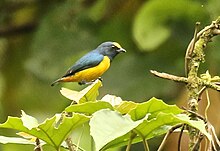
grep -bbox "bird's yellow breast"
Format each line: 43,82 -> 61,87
63,56 -> 110,82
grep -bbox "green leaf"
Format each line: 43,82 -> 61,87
102,113 -> 210,150
128,97 -> 183,120
101,94 -> 123,106
0,136 -> 36,145
133,0 -> 208,51
89,109 -> 149,151
65,101 -> 114,114
0,112 -> 89,149
21,110 -> 39,130
60,80 -> 102,103
101,113 -> 175,150
115,101 -> 137,114
100,94 -> 138,114
175,114 -> 211,140
135,113 -> 211,140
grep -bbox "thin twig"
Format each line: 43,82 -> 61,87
185,22 -> 200,75
198,86 -> 206,102
210,124 -> 220,149
191,133 -> 204,151
200,80 -> 220,92
178,124 -> 185,151
205,90 -> 211,120
181,107 -> 206,122
185,19 -> 219,63
157,124 -> 183,151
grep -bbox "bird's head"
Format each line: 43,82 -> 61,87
97,42 -> 126,61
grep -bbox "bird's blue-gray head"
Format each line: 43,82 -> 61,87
97,41 -> 126,61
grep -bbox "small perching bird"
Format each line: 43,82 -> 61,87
51,41 -> 126,86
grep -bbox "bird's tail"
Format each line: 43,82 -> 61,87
51,79 -> 61,86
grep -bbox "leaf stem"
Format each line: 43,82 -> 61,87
133,129 -> 150,151
126,131 -> 137,151
142,139 -> 149,151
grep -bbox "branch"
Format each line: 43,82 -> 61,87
185,17 -> 220,149
151,16 -> 220,150
150,70 -> 188,84
185,22 -> 200,75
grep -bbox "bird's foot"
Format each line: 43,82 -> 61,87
78,81 -> 93,85
78,78 -> 103,85
98,77 -> 103,82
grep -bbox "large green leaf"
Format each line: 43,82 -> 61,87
128,97 -> 183,120
89,109 -> 149,151
102,113 -> 210,150
60,80 -> 102,103
0,111 -> 89,150
65,101 -> 113,115
133,0 -> 208,51
135,113 -> 210,140
89,98 -> 209,151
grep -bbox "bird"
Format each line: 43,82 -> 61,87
51,41 -> 126,86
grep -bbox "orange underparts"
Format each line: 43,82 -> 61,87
62,56 -> 110,82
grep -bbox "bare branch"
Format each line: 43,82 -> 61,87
150,70 -> 188,83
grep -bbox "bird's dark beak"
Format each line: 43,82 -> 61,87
117,48 -> 126,53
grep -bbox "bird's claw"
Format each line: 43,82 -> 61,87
78,78 -> 103,85
98,77 -> 103,81
78,81 -> 93,85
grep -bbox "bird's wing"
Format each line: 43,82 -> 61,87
62,51 -> 104,77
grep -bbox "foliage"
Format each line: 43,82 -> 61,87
0,80 -> 210,151
133,0 -> 208,51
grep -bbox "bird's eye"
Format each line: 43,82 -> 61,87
111,45 -> 118,49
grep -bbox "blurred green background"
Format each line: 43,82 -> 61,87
1,0 -> 220,150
